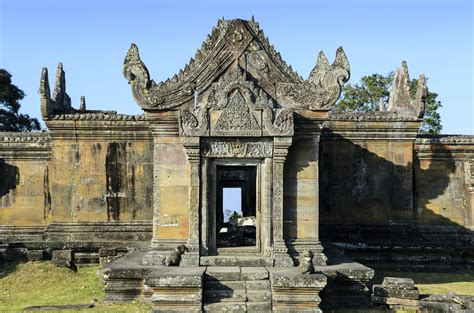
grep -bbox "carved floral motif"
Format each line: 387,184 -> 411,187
202,139 -> 273,158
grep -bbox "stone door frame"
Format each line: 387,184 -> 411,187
204,158 -> 263,256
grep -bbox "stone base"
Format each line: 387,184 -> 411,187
148,267 -> 205,312
103,249 -> 378,312
274,253 -> 294,267
317,246 -> 375,310
268,267 -> 327,312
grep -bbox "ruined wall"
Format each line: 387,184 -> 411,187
319,117 -> 421,224
319,114 -> 474,269
0,132 -> 51,226
319,118 -> 474,228
46,115 -> 153,223
0,114 -> 154,246
414,136 -> 474,226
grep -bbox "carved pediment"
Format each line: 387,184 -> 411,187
124,18 -> 350,112
178,66 -> 294,137
213,89 -> 260,136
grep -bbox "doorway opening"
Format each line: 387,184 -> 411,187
216,166 -> 257,249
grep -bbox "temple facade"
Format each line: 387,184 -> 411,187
1,18 -> 473,311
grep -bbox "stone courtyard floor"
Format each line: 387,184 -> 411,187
0,261 -> 473,312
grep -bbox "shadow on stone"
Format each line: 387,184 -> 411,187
0,159 -> 19,197
319,130 -> 474,271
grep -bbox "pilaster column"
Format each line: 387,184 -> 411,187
273,137 -> 293,267
263,157 -> 273,257
182,136 -> 200,266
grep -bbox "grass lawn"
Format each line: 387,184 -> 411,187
0,261 -> 151,312
371,270 -> 474,295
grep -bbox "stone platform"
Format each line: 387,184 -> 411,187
103,251 -> 373,312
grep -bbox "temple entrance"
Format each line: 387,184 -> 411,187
209,163 -> 260,254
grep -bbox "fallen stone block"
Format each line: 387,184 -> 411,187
26,250 -> 44,261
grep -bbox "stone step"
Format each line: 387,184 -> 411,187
203,302 -> 247,313
203,302 -> 271,313
204,280 -> 272,303
201,256 -> 273,267
205,267 -> 241,281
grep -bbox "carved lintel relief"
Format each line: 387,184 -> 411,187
202,138 -> 273,158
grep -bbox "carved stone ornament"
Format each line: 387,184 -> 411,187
39,63 -> 74,119
179,108 -> 209,137
202,138 -> 273,158
387,61 -> 427,118
178,65 -> 294,137
123,18 -> 350,112
276,47 -> 350,110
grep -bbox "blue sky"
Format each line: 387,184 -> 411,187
1,0 -> 473,134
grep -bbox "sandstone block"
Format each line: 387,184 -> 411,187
99,247 -> 117,257
26,250 -> 44,261
241,267 -> 268,281
52,249 -> 73,266
205,266 -> 241,281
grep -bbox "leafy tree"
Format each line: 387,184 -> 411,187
335,72 -> 442,134
0,69 -> 40,132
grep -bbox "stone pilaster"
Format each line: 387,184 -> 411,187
182,136 -> 200,266
263,157 -> 273,257
200,157 -> 210,256
273,137 -> 293,267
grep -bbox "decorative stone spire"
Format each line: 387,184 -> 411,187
38,63 -> 74,119
80,96 -> 86,111
388,61 -> 427,118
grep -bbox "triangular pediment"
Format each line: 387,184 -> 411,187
124,18 -> 350,112
213,89 -> 260,136
178,65 -> 294,137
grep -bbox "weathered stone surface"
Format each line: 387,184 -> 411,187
371,295 -> 419,306
269,268 -> 327,288
99,248 -> 117,257
146,267 -> 205,287
246,302 -> 272,312
240,267 -> 268,281
373,285 -> 419,300
52,249 -> 72,263
26,249 -> 44,261
381,277 -> 415,290
269,268 -> 326,312
203,302 -> 247,312
205,267 -> 241,281
420,293 -> 474,312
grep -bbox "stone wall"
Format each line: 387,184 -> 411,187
1,111 -> 473,268
0,114 -> 154,250
0,132 -> 51,226
319,114 -> 474,269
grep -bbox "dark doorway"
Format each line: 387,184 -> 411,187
216,166 -> 257,248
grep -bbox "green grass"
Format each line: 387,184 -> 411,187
0,261 -> 151,312
371,270 -> 474,295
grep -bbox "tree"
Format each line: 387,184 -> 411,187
335,72 -> 442,134
0,69 -> 41,132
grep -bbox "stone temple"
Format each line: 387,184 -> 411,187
1,18 -> 473,312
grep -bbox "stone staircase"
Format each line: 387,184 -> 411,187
203,267 -> 272,312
